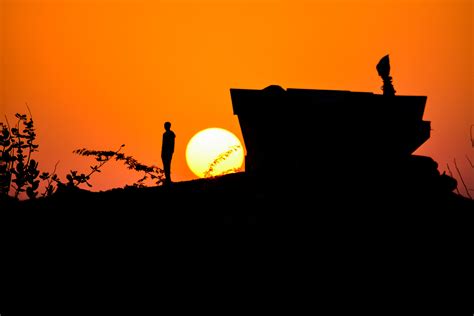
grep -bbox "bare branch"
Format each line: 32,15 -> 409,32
4,115 -> 11,130
467,155 -> 474,168
72,144 -> 165,187
470,124 -> 474,147
71,144 -> 125,187
42,160 -> 60,197
26,102 -> 33,121
453,158 -> 472,199
446,163 -> 460,195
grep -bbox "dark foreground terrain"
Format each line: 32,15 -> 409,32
1,161 -> 472,315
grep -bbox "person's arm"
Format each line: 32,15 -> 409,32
171,135 -> 175,153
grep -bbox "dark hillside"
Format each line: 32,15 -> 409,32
2,160 -> 472,240
2,77 -> 473,313
1,168 -> 472,315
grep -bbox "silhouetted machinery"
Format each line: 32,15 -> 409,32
230,56 -> 431,185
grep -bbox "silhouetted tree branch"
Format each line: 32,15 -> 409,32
73,145 -> 165,187
70,145 -> 125,188
39,161 -> 60,197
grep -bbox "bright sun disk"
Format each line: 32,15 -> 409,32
186,128 -> 244,178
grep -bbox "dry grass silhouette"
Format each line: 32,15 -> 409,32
446,124 -> 473,199
203,145 -> 242,178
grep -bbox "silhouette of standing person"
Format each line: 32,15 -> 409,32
161,121 -> 175,185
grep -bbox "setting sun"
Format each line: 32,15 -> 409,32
186,128 -> 244,178
1,0 -> 472,192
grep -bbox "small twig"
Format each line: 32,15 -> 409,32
470,124 -> 474,147
42,161 -> 60,197
24,106 -> 35,170
80,144 -> 124,186
3,115 -> 13,170
453,158 -> 472,199
467,155 -> 474,168
2,116 -> 13,195
13,116 -> 25,199
446,163 -> 460,195
26,103 -> 33,119
4,115 -> 11,131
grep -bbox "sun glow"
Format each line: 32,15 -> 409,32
186,128 -> 244,178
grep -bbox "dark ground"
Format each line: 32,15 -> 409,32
1,165 -> 472,315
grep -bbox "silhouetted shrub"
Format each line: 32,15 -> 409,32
1,111 -> 44,199
1,111 -> 165,202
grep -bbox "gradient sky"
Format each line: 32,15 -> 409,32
1,0 -> 472,196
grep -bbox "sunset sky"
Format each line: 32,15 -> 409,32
1,0 -> 472,195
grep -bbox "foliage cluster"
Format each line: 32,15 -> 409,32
1,111 -> 164,202
1,111 -> 45,200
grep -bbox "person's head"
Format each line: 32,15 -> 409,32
164,121 -> 171,131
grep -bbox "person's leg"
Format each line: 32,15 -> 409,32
162,157 -> 171,184
168,158 -> 172,183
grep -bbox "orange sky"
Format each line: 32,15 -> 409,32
1,0 -> 473,196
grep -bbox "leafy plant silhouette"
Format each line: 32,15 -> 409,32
203,145 -> 242,178
1,110 -> 165,202
1,109 -> 45,200
72,145 -> 165,188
